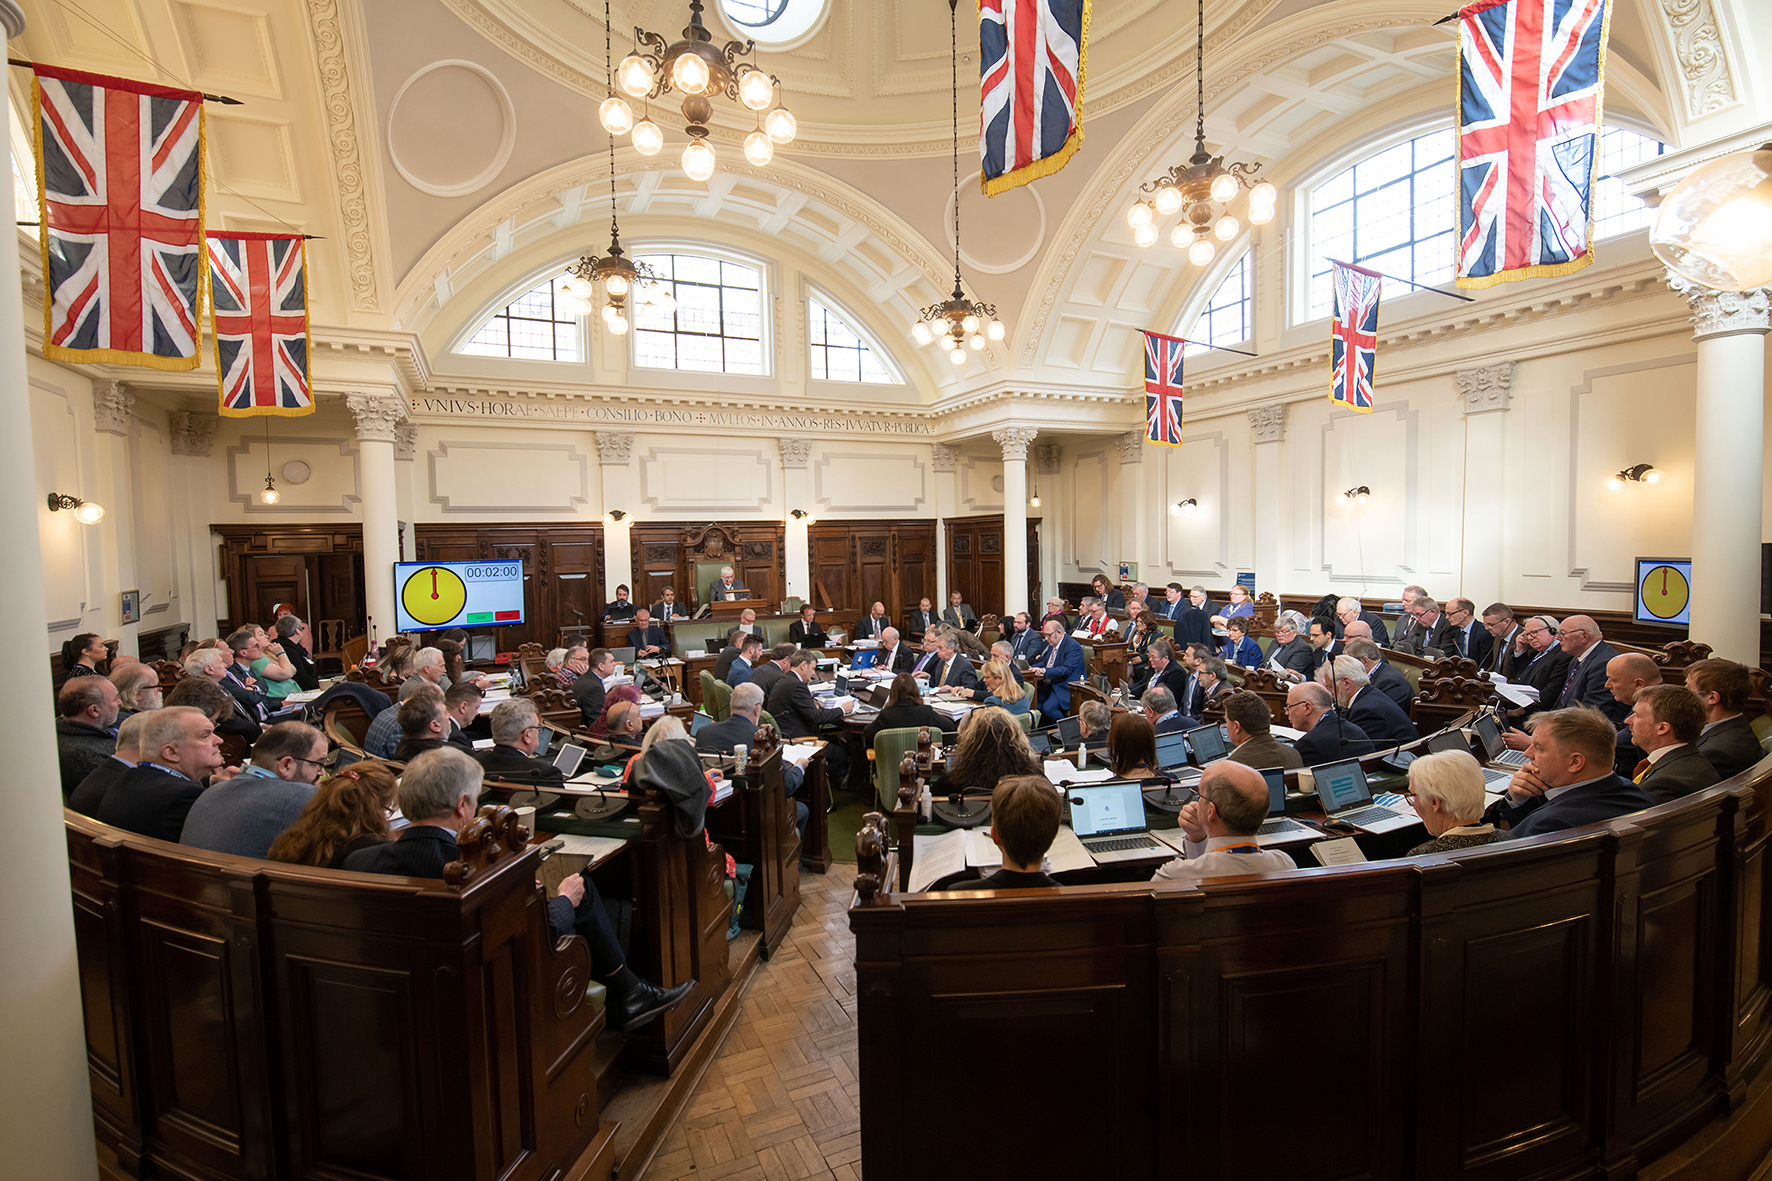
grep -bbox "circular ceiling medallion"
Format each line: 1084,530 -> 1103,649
281,459 -> 311,485
387,60 -> 516,198
945,170 -> 1046,274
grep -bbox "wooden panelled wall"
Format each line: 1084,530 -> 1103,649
807,520 -> 936,617
630,521 -> 787,611
414,523 -> 604,650
214,524 -> 364,637
946,514 -> 1040,620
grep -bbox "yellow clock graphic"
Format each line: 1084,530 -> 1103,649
402,565 -> 469,627
1639,563 -> 1690,621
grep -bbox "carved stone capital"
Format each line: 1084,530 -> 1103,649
931,443 -> 958,473
1034,444 -> 1061,475
1248,403 -> 1287,444
1116,431 -> 1143,464
1455,363 -> 1515,415
92,381 -> 134,435
345,393 -> 405,443
394,421 -> 418,461
1667,273 -> 1772,340
993,426 -> 1038,462
595,431 -> 634,466
169,411 -> 218,457
779,437 -> 812,469
1658,0 -> 1737,118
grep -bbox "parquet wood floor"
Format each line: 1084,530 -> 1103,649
641,864 -> 861,1181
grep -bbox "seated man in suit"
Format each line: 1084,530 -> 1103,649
766,649 -> 856,786
1329,655 -> 1419,746
572,648 -> 615,728
697,682 -> 807,839
363,678 -> 443,759
1685,659 -> 1763,780
1153,760 -> 1298,882
1501,616 -> 1575,734
443,681 -> 482,751
1628,685 -> 1721,804
906,597 -> 939,637
1344,639 -> 1413,713
1078,596 -> 1119,639
788,603 -> 828,647
942,590 -> 979,633
711,629 -> 746,682
56,675 -> 119,800
70,710 -> 148,818
1223,690 -> 1303,771
1604,652 -> 1663,776
1307,618 -> 1343,672
96,706 -> 224,841
872,628 -> 915,677
708,565 -> 748,602
1186,585 -> 1219,622
929,633 -> 981,692
1145,640 -> 1189,709
1197,658 -> 1233,712
908,630 -> 944,682
736,608 -> 765,639
596,701 -> 646,757
1481,603 -> 1526,677
749,642 -> 799,700
947,775 -> 1063,891
1389,584 -> 1428,649
1546,615 -> 1627,723
473,698 -> 566,785
1494,707 -> 1653,838
603,584 -> 637,624
1335,596 -> 1390,648
853,601 -> 890,641
392,692 -> 452,762
1218,618 -> 1261,670
1285,682 -> 1376,765
725,633 -> 766,687
345,747 -> 692,1032
1149,582 -> 1180,620
1444,598 -> 1491,665
1026,619 -> 1087,718
1006,612 -> 1043,664
1140,686 -> 1196,737
188,644 -> 268,735
1269,611 -> 1316,682
651,585 -> 689,625
627,608 -> 672,659
1394,597 -> 1455,657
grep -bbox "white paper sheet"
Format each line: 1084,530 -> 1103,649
907,829 -> 968,892
549,834 -> 629,861
1043,760 -> 1114,784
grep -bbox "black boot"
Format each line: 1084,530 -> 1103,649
609,975 -> 696,1033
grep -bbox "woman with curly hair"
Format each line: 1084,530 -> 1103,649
945,706 -> 1041,794
267,760 -> 402,869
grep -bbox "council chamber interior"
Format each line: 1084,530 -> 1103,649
8,0 -> 1772,1179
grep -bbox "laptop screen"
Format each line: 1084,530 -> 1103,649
1027,731 -> 1052,755
610,646 -> 637,664
1066,782 -> 1148,838
552,743 -> 586,778
1155,731 -> 1190,770
1055,714 -> 1084,746
1472,713 -> 1505,760
1428,729 -> 1469,755
533,727 -> 553,758
1263,768 -> 1287,815
1186,724 -> 1229,765
850,650 -> 878,670
1313,758 -> 1372,814
689,711 -> 713,736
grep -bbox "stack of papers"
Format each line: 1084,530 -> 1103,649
780,743 -> 821,767
638,701 -> 665,718
966,826 -> 1094,874
1271,724 -> 1306,741
601,674 -> 634,689
550,834 -> 628,860
930,701 -> 975,720
283,688 -> 324,704
1487,673 -> 1539,707
482,688 -> 513,703
1042,760 -> 1114,784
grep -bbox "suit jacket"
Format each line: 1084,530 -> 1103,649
1312,642 -> 1344,671
1498,774 -> 1653,838
1101,588 -> 1127,611
627,624 -> 672,656
1031,636 -> 1088,715
1220,635 -> 1262,669
906,608 -> 939,636
1369,661 -> 1414,712
69,755 -> 133,817
57,718 -> 116,799
393,736 -> 449,762
1515,645 -> 1574,715
872,645 -> 915,676
942,604 -> 978,631
713,645 -> 743,682
1294,712 -> 1376,765
932,655 -> 981,692
1348,687 -> 1420,745
1451,620 -> 1493,666
1171,607 -> 1213,648
96,764 -> 206,842
573,674 -> 606,728
696,713 -> 763,754
1391,614 -> 1421,650
1151,711 -> 1197,736
651,599 -> 690,624
1488,626 -> 1525,676
1150,663 -> 1190,711
221,665 -> 271,724
341,823 -> 463,878
1271,637 -> 1315,679
1176,670 -> 1206,718
474,743 -> 565,785
1153,598 -> 1184,621
282,637 -> 321,692
446,719 -> 475,752
725,657 -> 756,687
853,614 -> 889,640
766,674 -> 844,739
1397,615 -> 1454,657
1554,642 -> 1628,722
1008,628 -> 1043,663
1357,610 -> 1391,648
1229,734 -> 1303,772
1637,744 -> 1722,804
1699,716 -> 1763,780
789,619 -> 829,646
749,660 -> 787,701
709,578 -> 748,602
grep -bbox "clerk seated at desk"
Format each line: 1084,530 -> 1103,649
652,585 -> 689,625
709,566 -> 748,602
942,775 -> 1062,891
854,602 -> 890,640
941,591 -> 978,633
1153,761 -> 1298,881
603,584 -> 637,624
789,604 -> 828,647
472,698 -> 565,786
627,608 -> 672,659
924,633 -> 981,692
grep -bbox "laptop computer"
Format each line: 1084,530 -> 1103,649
849,650 -> 878,670
552,743 -> 587,778
1428,730 -> 1471,755
688,711 -> 714,737
1253,768 -> 1313,844
1066,781 -> 1167,864
1311,758 -> 1420,833
1475,712 -> 1528,768
1054,714 -> 1084,747
1184,724 -> 1230,767
1154,731 -> 1191,771
1027,731 -> 1052,755
609,646 -> 637,664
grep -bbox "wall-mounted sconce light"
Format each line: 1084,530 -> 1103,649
1604,463 -> 1664,494
606,508 -> 628,522
1337,486 -> 1371,505
1169,498 -> 1199,515
790,508 -> 812,521
47,493 -> 104,524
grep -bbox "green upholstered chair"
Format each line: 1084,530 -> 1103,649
699,671 -> 732,721
870,726 -> 925,811
1013,710 -> 1034,733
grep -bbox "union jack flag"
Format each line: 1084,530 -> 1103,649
1143,330 -> 1184,447
31,66 -> 206,371
1330,262 -> 1382,413
979,0 -> 1089,196
209,233 -> 313,417
1456,0 -> 1612,288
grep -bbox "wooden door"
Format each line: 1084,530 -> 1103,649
804,520 -> 937,619
243,555 -> 308,626
946,516 -> 1039,620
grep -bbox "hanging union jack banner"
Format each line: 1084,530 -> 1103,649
32,65 -> 206,370
1330,262 -> 1382,413
979,0 -> 1090,196
1455,0 -> 1612,288
1142,329 -> 1184,447
209,233 -> 313,417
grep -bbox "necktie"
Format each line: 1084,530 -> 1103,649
940,660 -> 951,687
1455,627 -> 1467,656
1559,657 -> 1583,706
1633,758 -> 1650,783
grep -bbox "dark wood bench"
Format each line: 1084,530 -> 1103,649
701,725 -> 801,958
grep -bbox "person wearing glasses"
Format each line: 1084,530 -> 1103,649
1441,598 -> 1491,665
1497,615 -> 1575,745
1403,751 -> 1498,856
179,721 -> 330,859
473,698 -> 566,785
1479,603 -> 1526,677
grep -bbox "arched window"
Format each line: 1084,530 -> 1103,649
1307,128 -> 1455,319
633,253 -> 765,375
461,275 -> 582,361
718,0 -> 825,43
1593,127 -> 1666,239
808,298 -> 897,383
1185,252 -> 1250,356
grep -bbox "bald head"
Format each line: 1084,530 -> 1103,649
1559,615 -> 1602,655
1342,620 -> 1373,642
1605,652 -> 1662,704
1199,761 -> 1270,836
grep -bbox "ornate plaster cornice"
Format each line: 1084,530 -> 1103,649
1248,403 -> 1287,443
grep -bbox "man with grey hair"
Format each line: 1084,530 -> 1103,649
1395,596 -> 1454,657
1139,685 -> 1194,736
344,747 -> 694,1033
1129,582 -> 1149,609
698,681 -> 809,838
710,564 -> 747,602
1286,681 -> 1376,765
1335,596 -> 1391,647
272,614 -> 321,690
1344,638 -> 1413,713
555,645 -> 589,687
475,697 -> 565,784
97,706 -> 224,841
410,646 -> 446,684
181,721 -> 327,858
874,628 -> 914,676
1270,611 -> 1315,681
1331,654 -> 1418,745
931,632 -> 981,691
1390,584 -> 1428,648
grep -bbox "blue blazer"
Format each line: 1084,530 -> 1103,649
1348,687 -> 1420,746
1498,773 -> 1653,838
983,692 -> 1031,716
1031,636 -> 1087,715
1220,635 -> 1262,669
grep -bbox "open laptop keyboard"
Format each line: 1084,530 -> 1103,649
1481,768 -> 1513,788
1337,805 -> 1410,828
1086,835 -> 1161,852
1492,749 -> 1528,767
1256,818 -> 1308,837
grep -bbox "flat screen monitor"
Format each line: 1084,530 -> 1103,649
1155,731 -> 1190,770
1634,557 -> 1692,627
394,561 -> 524,632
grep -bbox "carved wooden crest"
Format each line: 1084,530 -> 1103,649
443,805 -> 531,888
1653,640 -> 1714,671
683,522 -> 741,560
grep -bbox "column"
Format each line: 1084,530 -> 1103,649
394,422 -> 418,561
994,427 -> 1038,616
1669,278 -> 1770,663
1116,431 -> 1142,588
1033,444 -> 1060,605
1456,365 -> 1514,608
169,412 -> 220,637
932,443 -> 957,604
1249,405 -> 1287,598
347,394 -> 404,644
596,432 -> 635,596
90,380 -> 139,651
0,0 -> 102,1167
781,438 -> 812,602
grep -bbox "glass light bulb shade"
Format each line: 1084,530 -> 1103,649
599,95 -> 634,135
631,118 -> 664,155
1154,185 -> 1184,216
1029,495 -> 1041,508
912,322 -> 932,344
1188,237 -> 1216,266
1170,222 -> 1197,248
561,275 -> 588,298
1250,180 -> 1277,208
644,284 -> 676,313
681,138 -> 716,181
949,347 -> 966,365
1214,213 -> 1239,241
1127,199 -> 1154,229
1651,148 -> 1772,292
1248,203 -> 1274,226
601,303 -> 618,322
1169,502 -> 1182,516
671,52 -> 711,95
259,486 -> 280,505
1604,477 -> 1623,494
1355,491 -> 1370,503
1210,172 -> 1239,203
72,501 -> 104,524
969,334 -> 985,350
618,54 -> 654,97
738,70 -> 775,111
764,106 -> 796,144
961,313 -> 979,334
744,129 -> 774,165
987,318 -> 1005,340
608,312 -> 629,335
604,272 -> 630,297
1644,467 -> 1665,484
1133,223 -> 1159,248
